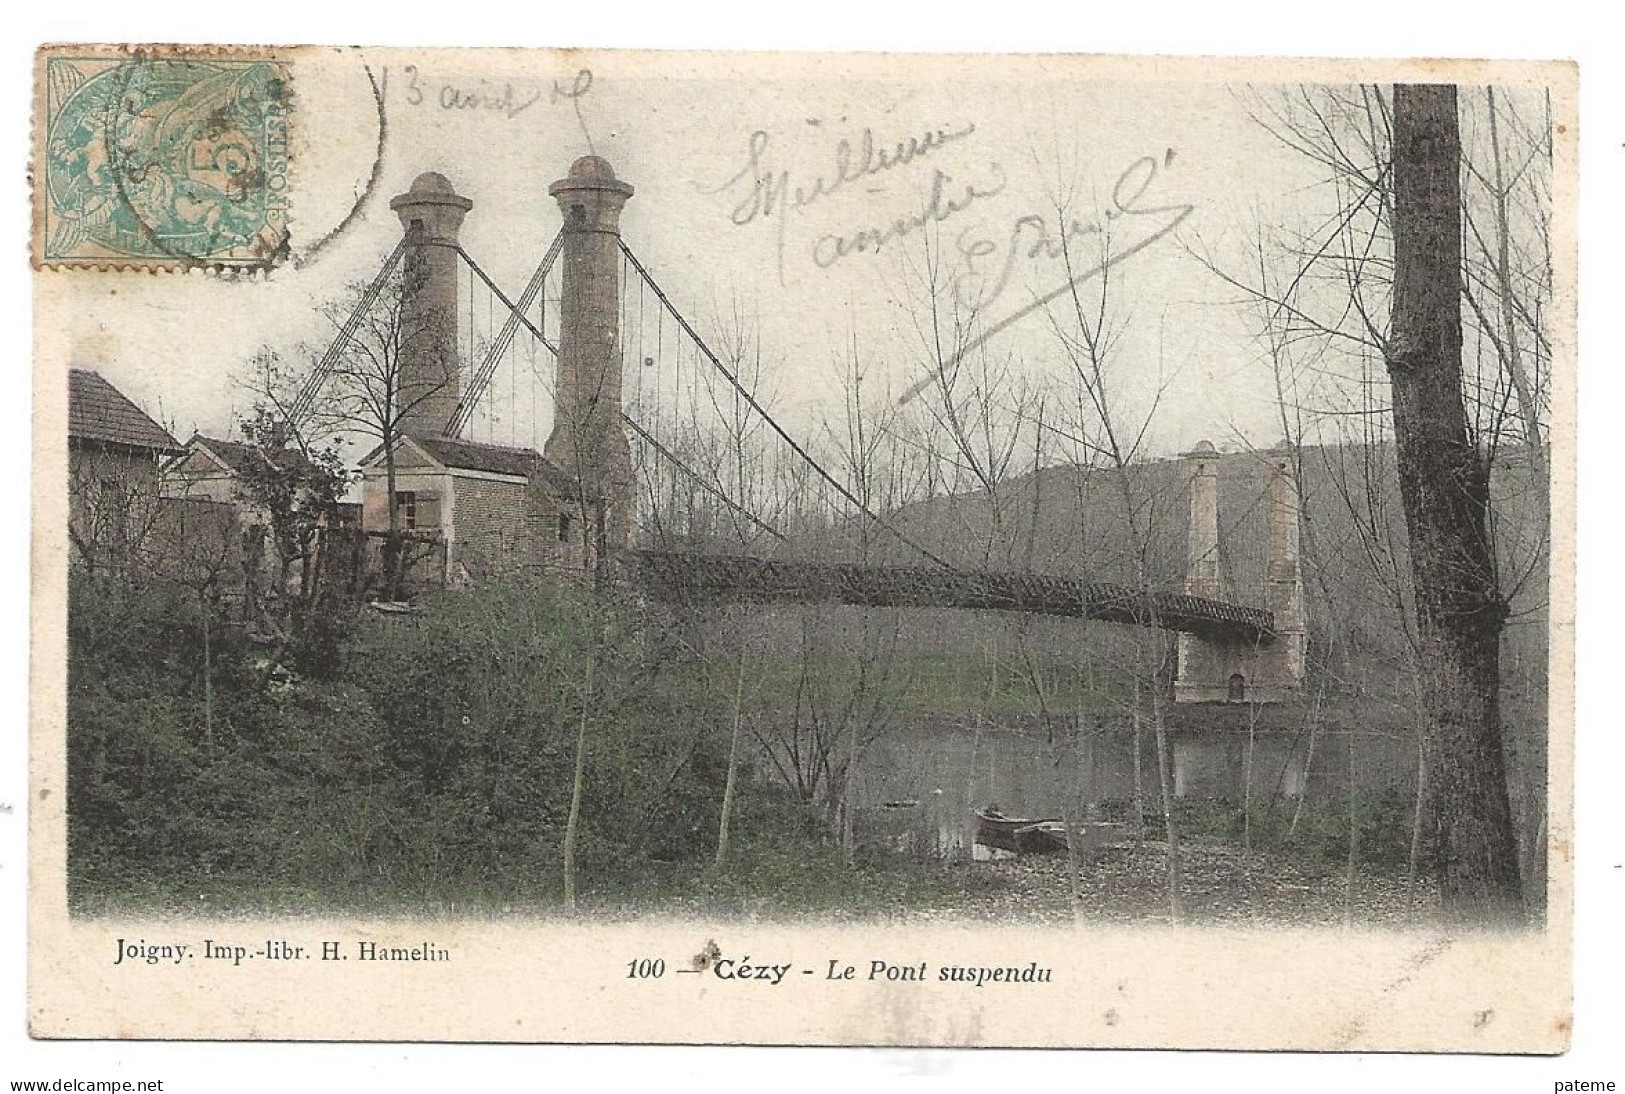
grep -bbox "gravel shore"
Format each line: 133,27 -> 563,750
916,839 -> 1442,927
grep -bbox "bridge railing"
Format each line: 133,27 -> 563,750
630,550 -> 1276,643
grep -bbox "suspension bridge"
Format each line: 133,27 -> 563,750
286,160 -> 1306,699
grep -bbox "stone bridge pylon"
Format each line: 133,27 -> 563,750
1173,441 -> 1307,705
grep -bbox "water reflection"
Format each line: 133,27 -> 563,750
849,721 -> 1313,860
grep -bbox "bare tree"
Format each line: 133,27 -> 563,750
149,495 -> 242,748
282,262 -> 457,599
68,442 -> 173,578
1388,84 -> 1523,921
902,235 -> 1043,570
1040,203 -> 1188,923
1190,82 -> 1551,920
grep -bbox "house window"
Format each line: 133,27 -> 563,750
393,491 -> 442,531
557,513 -> 573,542
1228,673 -> 1247,703
99,479 -> 131,558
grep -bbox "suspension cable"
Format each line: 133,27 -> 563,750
448,232 -> 565,436
623,413 -> 787,544
288,235 -> 410,426
455,245 -> 558,351
616,239 -> 950,569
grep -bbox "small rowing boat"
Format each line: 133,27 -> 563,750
972,808 -> 1067,854
972,808 -> 1128,856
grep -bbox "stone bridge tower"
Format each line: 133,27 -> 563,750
1173,442 -> 1308,704
390,172 -> 473,438
544,156 -> 636,561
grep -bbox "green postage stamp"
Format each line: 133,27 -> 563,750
34,46 -> 291,268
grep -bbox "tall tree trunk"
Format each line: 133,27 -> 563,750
200,590 -> 214,751
1057,785 -> 1086,925
383,438 -> 404,600
840,702 -> 859,861
1242,703 -> 1258,853
1387,83 -> 1523,922
715,636 -> 749,866
966,712 -> 984,857
1147,678 -> 1182,924
1345,720 -> 1359,926
1289,692 -> 1322,837
1408,733 -> 1428,885
1048,712 -> 1085,924
562,651 -> 596,912
1130,685 -> 1147,841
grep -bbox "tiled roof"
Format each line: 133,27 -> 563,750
413,435 -> 541,477
359,433 -> 584,497
68,369 -> 183,453
188,434 -> 321,477
411,435 -> 581,495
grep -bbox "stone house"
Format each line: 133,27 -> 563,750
356,433 -> 591,586
162,432 -> 376,609
67,368 -> 187,572
164,433 -> 361,524
165,433 -> 317,507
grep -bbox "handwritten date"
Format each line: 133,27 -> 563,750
387,66 -> 592,121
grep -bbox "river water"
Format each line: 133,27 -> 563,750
847,720 -> 1325,861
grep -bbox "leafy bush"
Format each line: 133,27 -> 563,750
342,582 -> 737,873
66,575 -> 810,911
1126,788 -> 1427,870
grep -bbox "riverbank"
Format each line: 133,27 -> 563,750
623,836 -> 1441,926
70,836 -> 1439,927
931,838 -> 1440,927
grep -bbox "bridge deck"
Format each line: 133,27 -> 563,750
632,551 -> 1276,643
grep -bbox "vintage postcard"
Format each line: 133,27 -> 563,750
29,46 -> 1576,1049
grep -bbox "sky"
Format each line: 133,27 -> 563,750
59,51 -> 1355,466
